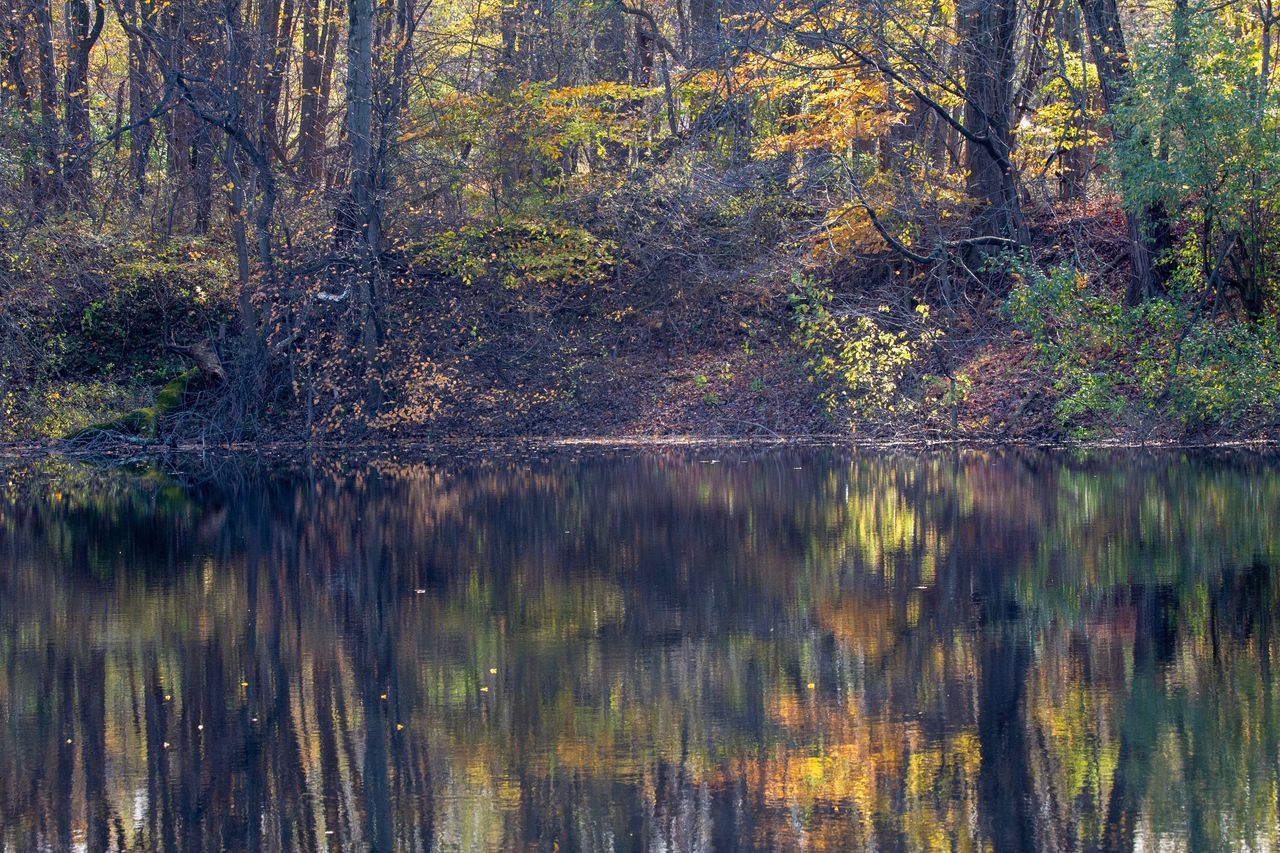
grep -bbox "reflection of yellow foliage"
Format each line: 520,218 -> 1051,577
901,730 -> 982,851
815,595 -> 895,657
11,456 -> 1280,849
723,710 -> 983,848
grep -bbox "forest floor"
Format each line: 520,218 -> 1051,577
367,318 -> 1053,443
278,272 -> 1041,443
261,201 -> 1273,447
7,199 -> 1279,451
9,269 -> 1279,452
370,339 -> 1262,447
17,299 -> 1273,457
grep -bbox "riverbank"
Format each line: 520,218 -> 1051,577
4,431 -> 1279,464
6,204 -> 1279,449
14,309 -> 1279,451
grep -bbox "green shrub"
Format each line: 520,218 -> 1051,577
1004,255 -> 1280,435
790,274 -> 940,423
5,223 -> 234,382
2,382 -> 151,442
412,218 -> 614,291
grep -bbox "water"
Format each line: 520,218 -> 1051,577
2,447 -> 1279,851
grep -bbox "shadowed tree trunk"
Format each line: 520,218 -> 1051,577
159,3 -> 217,235
1235,0 -> 1275,315
960,0 -> 1027,242
1,0 -> 42,198
1055,0 -> 1090,202
594,3 -> 630,167
297,0 -> 339,182
118,0 -> 156,204
342,0 -> 376,249
690,0 -> 720,64
63,0 -> 105,198
258,0 -> 295,153
342,0 -> 385,416
34,0 -> 63,207
1079,0 -> 1171,304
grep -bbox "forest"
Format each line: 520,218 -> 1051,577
1,0 -> 1279,443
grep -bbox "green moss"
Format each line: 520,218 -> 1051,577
64,368 -> 199,441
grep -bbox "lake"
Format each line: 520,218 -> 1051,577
2,447 -> 1278,851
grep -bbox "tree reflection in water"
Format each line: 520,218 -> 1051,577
1,449 -> 1278,851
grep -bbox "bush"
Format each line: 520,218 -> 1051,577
1004,256 -> 1280,436
0,221 -> 236,440
789,275 -> 939,424
3,223 -> 234,380
1,381 -> 152,443
411,217 -> 614,292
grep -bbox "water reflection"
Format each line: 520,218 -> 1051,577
1,449 -> 1278,851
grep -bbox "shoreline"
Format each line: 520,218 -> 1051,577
4,433 -> 1279,462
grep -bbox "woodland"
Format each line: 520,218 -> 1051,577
1,0 -> 1279,443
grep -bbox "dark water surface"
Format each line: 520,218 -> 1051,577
2,448 -> 1279,851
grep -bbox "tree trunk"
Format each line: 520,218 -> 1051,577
1079,0 -> 1171,303
1238,2 -> 1274,315
343,0 -> 383,415
120,0 -> 155,204
1055,0 -> 1089,202
64,0 -> 106,198
296,0 -> 327,180
1,1 -> 41,199
343,0 -> 376,248
34,0 -> 63,207
259,0 -> 294,154
594,4 -> 630,168
309,0 -> 341,187
192,130 -> 215,234
160,3 -> 216,235
690,0 -> 719,65
960,0 -> 1026,242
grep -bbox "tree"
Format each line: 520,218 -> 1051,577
960,0 -> 1026,242
63,0 -> 106,198
1078,0 -> 1172,304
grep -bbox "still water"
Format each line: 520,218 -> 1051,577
2,448 -> 1279,851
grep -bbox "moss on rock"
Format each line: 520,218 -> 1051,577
64,368 -> 200,441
